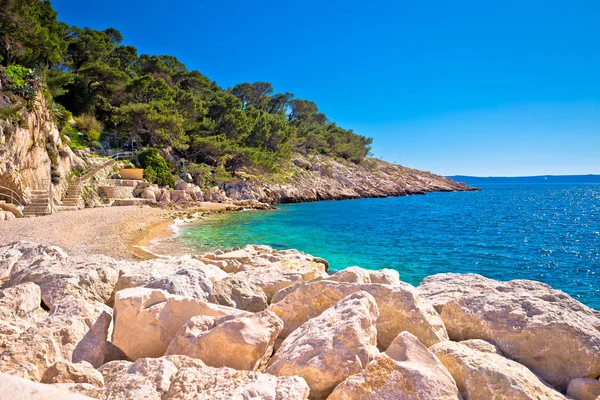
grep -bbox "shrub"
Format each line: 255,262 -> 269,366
4,65 -> 38,100
86,129 -> 102,142
5,65 -> 31,88
51,169 -> 61,184
137,148 -> 176,188
90,141 -> 103,150
213,165 -> 232,184
74,114 -> 103,134
62,125 -> 87,150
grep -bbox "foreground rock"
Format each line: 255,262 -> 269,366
267,292 -> 379,400
328,332 -> 460,400
268,280 -> 447,349
0,296 -> 111,381
325,266 -> 401,285
40,361 -> 104,387
232,259 -> 328,301
431,340 -> 566,400
567,378 -> 600,400
208,276 -> 268,312
165,366 -> 310,400
0,372 -> 94,399
6,251 -> 119,308
199,245 -> 328,275
112,288 -> 247,360
0,283 -> 47,350
101,355 -> 309,400
114,257 -> 228,302
418,273 -> 600,391
0,241 -> 67,282
166,310 -> 283,371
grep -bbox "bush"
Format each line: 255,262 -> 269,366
90,141 -> 103,150
51,169 -> 61,184
86,129 -> 102,142
4,65 -> 38,100
137,148 -> 176,188
5,65 -> 31,88
74,114 -> 103,134
212,165 -> 232,184
62,125 -> 87,150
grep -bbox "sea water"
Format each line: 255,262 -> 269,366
176,184 -> 600,309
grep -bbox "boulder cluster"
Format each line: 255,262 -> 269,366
0,241 -> 599,399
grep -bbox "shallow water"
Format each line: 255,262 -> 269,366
174,184 -> 600,309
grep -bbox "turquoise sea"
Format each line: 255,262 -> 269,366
175,184 -> 600,310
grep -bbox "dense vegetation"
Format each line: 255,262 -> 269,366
0,0 -> 372,182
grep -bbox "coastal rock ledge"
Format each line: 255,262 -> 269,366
0,240 -> 599,399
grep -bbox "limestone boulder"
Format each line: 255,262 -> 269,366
114,257 -> 228,302
0,372 -> 94,399
232,259 -> 328,301
328,332 -> 460,400
0,240 -> 67,282
268,280 -> 447,349
103,355 -> 205,400
51,383 -> 104,399
418,273 -> 600,391
102,354 -> 309,400
200,245 -> 328,275
0,296 -> 111,381
166,310 -> 283,371
567,378 -> 600,400
41,361 -> 104,387
111,288 -> 248,360
0,283 -> 47,350
326,266 -> 400,285
164,367 -> 310,400
431,340 -> 568,400
208,276 -> 268,312
266,292 -> 379,400
459,339 -> 503,355
7,252 -> 119,308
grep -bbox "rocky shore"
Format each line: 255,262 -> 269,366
0,241 -> 599,399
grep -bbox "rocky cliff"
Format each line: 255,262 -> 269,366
0,92 -> 84,204
207,155 -> 476,205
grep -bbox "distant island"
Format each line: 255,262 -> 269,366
448,174 -> 600,185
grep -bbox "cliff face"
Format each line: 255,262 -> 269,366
0,93 -> 84,203
214,155 -> 476,205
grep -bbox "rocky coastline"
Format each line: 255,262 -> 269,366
0,240 -> 599,400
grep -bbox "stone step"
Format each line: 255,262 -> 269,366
111,198 -> 154,207
55,205 -> 80,212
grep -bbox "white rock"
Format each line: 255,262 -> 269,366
0,296 -> 111,381
166,310 -> 283,371
111,288 -> 248,360
431,340 -> 568,400
268,280 -> 447,349
328,332 -> 460,400
266,292 -> 380,400
418,273 -> 600,391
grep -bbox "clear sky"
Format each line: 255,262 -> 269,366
51,0 -> 600,176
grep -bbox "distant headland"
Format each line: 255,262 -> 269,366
448,174 -> 600,185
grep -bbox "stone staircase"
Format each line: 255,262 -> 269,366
60,160 -> 116,209
22,190 -> 51,217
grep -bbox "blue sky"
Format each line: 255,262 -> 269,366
51,0 -> 600,176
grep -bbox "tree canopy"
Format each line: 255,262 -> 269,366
0,0 -> 373,173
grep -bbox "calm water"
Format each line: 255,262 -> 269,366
175,184 -> 600,309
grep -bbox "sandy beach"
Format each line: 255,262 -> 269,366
0,206 -> 171,260
0,202 -> 263,259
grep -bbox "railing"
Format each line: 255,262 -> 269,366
0,186 -> 24,210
